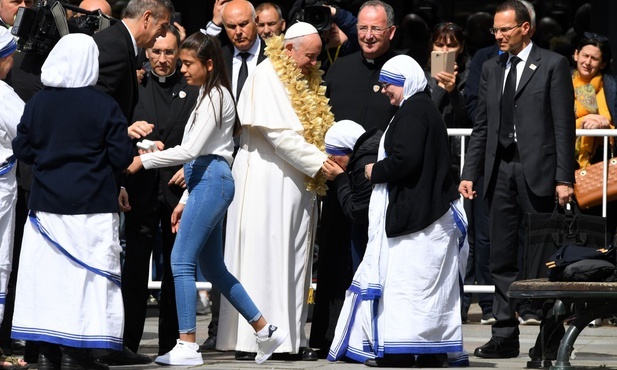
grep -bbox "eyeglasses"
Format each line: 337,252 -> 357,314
380,82 -> 390,89
489,23 -> 523,35
583,32 -> 609,42
150,49 -> 176,57
357,24 -> 391,35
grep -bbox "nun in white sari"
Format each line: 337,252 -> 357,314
11,34 -> 133,368
328,55 -> 469,368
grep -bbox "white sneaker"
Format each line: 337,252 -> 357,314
155,339 -> 203,366
254,325 -> 288,364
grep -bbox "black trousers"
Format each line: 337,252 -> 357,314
122,189 -> 178,355
463,176 -> 494,316
486,149 -> 554,339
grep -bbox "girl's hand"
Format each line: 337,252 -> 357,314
171,203 -> 186,233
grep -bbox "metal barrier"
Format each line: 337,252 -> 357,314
147,129 -> 617,295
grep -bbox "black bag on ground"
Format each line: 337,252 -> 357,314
524,202 -> 607,279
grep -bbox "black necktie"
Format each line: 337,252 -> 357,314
499,56 -> 521,148
236,52 -> 250,100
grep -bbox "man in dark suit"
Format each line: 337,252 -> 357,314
121,25 -> 198,357
91,0 -> 174,365
93,0 -> 174,122
220,0 -> 265,101
459,0 -> 575,359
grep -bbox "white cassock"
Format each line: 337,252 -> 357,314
0,80 -> 24,324
217,58 -> 327,353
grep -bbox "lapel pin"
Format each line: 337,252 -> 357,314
529,64 -> 537,70
373,85 -> 380,92
179,91 -> 187,99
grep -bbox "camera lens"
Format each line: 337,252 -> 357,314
302,6 -> 331,32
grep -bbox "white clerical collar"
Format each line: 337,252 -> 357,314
122,20 -> 139,57
151,69 -> 175,83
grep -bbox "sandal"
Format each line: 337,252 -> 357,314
0,355 -> 28,370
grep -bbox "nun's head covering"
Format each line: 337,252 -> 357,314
379,55 -> 426,106
325,120 -> 366,156
0,27 -> 17,58
41,34 -> 99,88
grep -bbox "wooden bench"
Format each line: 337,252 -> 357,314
508,278 -> 617,370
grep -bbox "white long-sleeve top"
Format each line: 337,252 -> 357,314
141,85 -> 235,169
141,85 -> 235,204
0,80 -> 25,163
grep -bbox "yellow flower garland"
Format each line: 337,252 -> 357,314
264,35 -> 334,196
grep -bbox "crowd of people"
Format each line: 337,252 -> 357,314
0,0 -> 614,368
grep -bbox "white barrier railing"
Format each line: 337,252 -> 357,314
147,129 -> 617,295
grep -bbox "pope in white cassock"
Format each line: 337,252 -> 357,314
217,22 -> 332,357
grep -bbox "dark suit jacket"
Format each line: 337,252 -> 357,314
126,70 -> 199,209
464,44 -> 500,124
221,38 -> 266,91
462,44 -> 576,198
93,21 -> 139,122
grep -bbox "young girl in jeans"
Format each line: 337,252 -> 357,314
126,31 -> 286,366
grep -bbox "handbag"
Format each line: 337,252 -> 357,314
524,201 -> 607,279
574,154 -> 617,209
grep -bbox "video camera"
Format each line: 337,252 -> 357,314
11,0 -> 116,56
289,0 -> 335,32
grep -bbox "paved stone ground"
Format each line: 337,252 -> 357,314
116,303 -> 617,370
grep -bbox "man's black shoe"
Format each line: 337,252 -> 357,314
234,351 -> 255,361
474,337 -> 520,358
416,353 -> 448,368
61,348 -> 109,370
364,354 -> 415,367
300,347 -> 318,361
94,346 -> 152,365
36,343 -> 62,370
200,336 -> 217,351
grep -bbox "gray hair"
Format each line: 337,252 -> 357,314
359,0 -> 395,27
122,0 -> 174,21
284,36 -> 304,50
255,2 -> 283,20
519,0 -> 537,30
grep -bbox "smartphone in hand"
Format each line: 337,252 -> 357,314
431,50 -> 456,77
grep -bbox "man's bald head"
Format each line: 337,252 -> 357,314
222,0 -> 257,51
79,0 -> 112,16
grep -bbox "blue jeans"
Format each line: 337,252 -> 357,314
172,155 -> 261,333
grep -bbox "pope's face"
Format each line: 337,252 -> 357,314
286,33 -> 322,75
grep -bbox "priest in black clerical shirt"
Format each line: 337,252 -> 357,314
120,25 -> 199,357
